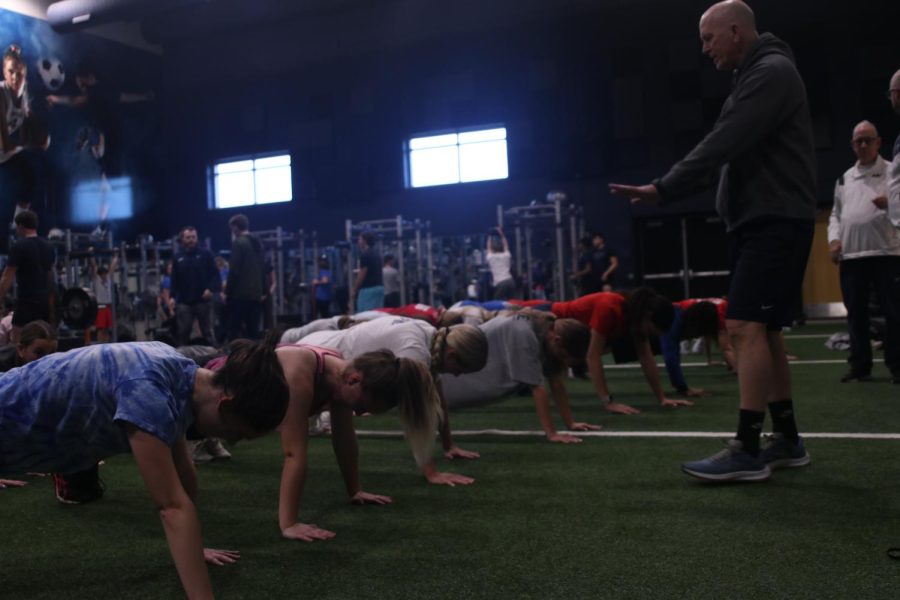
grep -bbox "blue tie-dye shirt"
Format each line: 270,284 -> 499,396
0,342 -> 198,476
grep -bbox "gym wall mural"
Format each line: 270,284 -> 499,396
0,9 -> 160,246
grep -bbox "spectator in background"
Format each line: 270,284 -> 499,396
588,232 -> 618,292
571,237 -> 595,295
212,255 -> 228,343
827,120 -> 900,383
225,213 -> 264,340
0,210 -> 54,343
172,226 -> 219,346
486,227 -> 515,300
88,250 -> 118,343
382,254 -> 401,308
352,231 -> 383,312
888,69 -> 900,226
312,256 -> 333,319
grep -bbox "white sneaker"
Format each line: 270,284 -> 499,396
188,440 -> 214,464
309,411 -> 332,435
205,438 -> 232,460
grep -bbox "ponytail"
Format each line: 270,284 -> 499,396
212,329 -> 289,432
351,349 -> 441,467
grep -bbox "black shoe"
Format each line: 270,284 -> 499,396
53,464 -> 106,505
840,371 -> 872,383
892,372 -> 900,385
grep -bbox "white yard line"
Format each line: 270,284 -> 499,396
355,429 -> 900,440
604,358 -> 878,369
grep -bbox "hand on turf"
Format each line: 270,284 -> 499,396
568,422 -> 602,431
605,401 -> 641,415
350,491 -> 393,505
608,183 -> 660,205
281,522 -> 337,542
660,397 -> 694,408
444,445 -> 481,460
425,471 -> 475,487
547,433 -> 583,444
685,388 -> 711,398
0,478 -> 27,489
203,548 -> 240,566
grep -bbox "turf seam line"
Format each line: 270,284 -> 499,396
354,430 -> 900,440
604,358 -> 881,369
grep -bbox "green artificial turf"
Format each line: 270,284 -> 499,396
4,322 -> 900,599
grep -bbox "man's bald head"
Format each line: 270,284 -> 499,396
701,0 -> 756,30
699,1 -> 760,71
889,69 -> 900,115
851,120 -> 881,165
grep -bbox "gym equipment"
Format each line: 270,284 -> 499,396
497,191 -> 585,301
60,287 -> 98,330
345,216 -> 433,311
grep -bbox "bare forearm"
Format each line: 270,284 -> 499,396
437,387 -> 454,451
278,456 -> 308,530
548,375 -> 575,428
532,385 -> 558,436
159,503 -> 214,600
636,339 -> 665,402
331,425 -> 361,497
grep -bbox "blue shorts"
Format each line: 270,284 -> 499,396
356,286 -> 385,313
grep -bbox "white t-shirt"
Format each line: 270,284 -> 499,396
92,274 -> 114,305
828,156 -> 900,259
280,316 -> 343,344
486,251 -> 512,285
382,265 -> 400,295
300,316 -> 434,365
441,315 -> 542,408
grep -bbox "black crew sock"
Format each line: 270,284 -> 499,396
736,409 -> 765,456
768,399 -> 799,444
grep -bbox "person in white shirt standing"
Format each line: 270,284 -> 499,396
828,120 -> 900,383
486,227 -> 516,300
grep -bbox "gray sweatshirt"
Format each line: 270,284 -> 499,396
655,33 -> 817,231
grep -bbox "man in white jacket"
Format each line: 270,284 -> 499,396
828,120 -> 900,383
888,69 -> 900,226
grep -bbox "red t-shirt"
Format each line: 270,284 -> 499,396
673,298 -> 728,330
551,292 -> 626,339
374,304 -> 441,326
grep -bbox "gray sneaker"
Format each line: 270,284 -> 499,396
205,438 -> 232,460
188,440 -> 215,464
761,434 -> 810,470
682,440 -> 771,482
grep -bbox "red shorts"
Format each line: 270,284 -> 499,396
95,305 -> 113,329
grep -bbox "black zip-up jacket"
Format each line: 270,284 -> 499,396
654,33 -> 817,231
171,246 -> 220,305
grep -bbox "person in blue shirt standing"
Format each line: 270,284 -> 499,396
312,256 -> 333,318
0,333 -> 289,600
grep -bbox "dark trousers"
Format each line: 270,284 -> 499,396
384,291 -> 401,308
227,298 -> 261,341
315,299 -> 331,319
840,256 -> 900,375
176,301 -> 213,346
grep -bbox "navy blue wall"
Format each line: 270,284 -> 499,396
158,0 -> 900,273
0,10 -> 161,240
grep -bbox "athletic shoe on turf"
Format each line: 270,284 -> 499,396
189,439 -> 215,464
681,440 -> 771,482
839,371 -> 871,383
53,464 -> 106,504
205,438 -> 232,460
760,433 -> 810,470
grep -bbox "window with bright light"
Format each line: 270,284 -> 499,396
406,127 -> 508,188
209,153 -> 293,209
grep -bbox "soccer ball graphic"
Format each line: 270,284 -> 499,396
37,57 -> 65,91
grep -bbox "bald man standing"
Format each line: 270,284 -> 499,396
609,1 -> 816,481
888,70 -> 900,225
828,121 -> 900,384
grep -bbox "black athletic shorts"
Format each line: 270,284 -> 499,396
12,298 -> 50,326
725,218 -> 814,330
